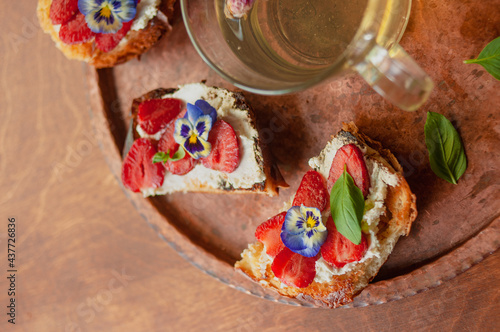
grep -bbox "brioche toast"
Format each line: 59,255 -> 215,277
235,123 -> 417,308
37,0 -> 175,68
122,83 -> 288,197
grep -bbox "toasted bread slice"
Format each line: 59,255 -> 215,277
235,123 -> 417,308
37,0 -> 174,68
124,83 -> 288,197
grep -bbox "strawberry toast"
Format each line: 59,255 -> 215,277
235,123 -> 417,308
37,0 -> 175,67
121,83 -> 288,196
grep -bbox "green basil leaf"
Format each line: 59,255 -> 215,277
152,152 -> 169,164
330,167 -> 365,245
424,112 -> 467,184
464,36 -> 500,80
153,148 -> 186,164
169,147 -> 186,162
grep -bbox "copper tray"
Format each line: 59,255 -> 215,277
87,0 -> 500,308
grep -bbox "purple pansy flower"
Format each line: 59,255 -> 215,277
174,100 -> 217,159
281,205 -> 327,257
78,0 -> 137,34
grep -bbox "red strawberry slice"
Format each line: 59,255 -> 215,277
50,0 -> 79,25
137,98 -> 182,135
255,212 -> 287,258
59,13 -> 95,45
292,170 -> 329,211
271,247 -> 319,288
327,144 -> 370,198
320,217 -> 368,268
122,138 -> 165,193
158,110 -> 195,175
202,120 -> 240,173
95,20 -> 134,52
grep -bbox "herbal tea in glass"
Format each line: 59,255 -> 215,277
182,0 -> 433,109
217,0 -> 368,79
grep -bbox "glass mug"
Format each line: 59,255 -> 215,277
181,0 -> 433,111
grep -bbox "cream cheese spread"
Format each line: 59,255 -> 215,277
131,0 -> 161,31
138,83 -> 267,196
307,138 -> 400,282
136,125 -> 165,141
262,137 -> 400,288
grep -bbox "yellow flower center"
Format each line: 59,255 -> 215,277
189,134 -> 198,144
306,216 -> 317,229
101,5 -> 112,18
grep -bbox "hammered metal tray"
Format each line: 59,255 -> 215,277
87,0 -> 500,308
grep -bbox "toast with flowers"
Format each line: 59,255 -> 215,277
235,123 -> 417,308
121,83 -> 288,197
37,0 -> 175,68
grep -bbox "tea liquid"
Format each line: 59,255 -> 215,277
217,0 -> 368,80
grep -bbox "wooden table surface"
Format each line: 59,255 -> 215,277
1,1 -> 499,331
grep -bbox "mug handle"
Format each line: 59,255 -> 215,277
354,43 -> 434,111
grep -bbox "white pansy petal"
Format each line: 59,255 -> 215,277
283,206 -> 306,235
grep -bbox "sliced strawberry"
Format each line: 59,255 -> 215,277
50,0 -> 79,25
158,110 -> 195,175
95,20 -> 134,52
271,248 -> 319,288
202,120 -> 240,173
122,138 -> 165,193
327,144 -> 370,197
137,98 -> 182,135
59,13 -> 95,45
292,170 -> 329,211
255,212 -> 287,257
320,217 -> 368,268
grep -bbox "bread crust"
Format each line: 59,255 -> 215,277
37,0 -> 174,68
235,122 -> 417,308
128,86 -> 288,197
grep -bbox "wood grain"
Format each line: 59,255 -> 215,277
0,0 -> 499,331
